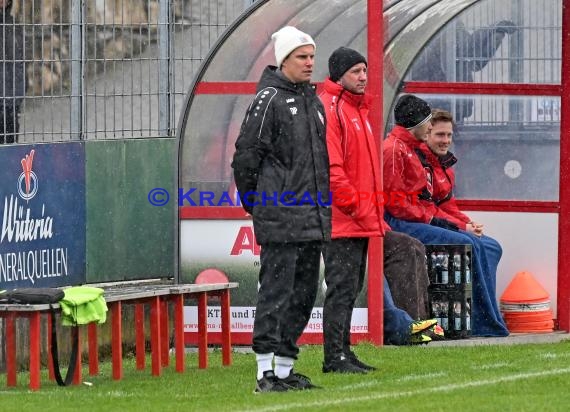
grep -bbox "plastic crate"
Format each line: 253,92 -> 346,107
426,244 -> 473,339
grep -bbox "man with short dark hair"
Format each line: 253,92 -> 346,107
383,96 -> 509,337
422,109 -> 482,233
320,49 -> 442,374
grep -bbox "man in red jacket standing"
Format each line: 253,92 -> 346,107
320,49 -> 441,374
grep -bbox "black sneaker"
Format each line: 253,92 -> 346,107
254,370 -> 291,393
348,355 -> 377,371
409,333 -> 432,345
322,358 -> 368,374
423,324 -> 445,341
280,370 -> 320,390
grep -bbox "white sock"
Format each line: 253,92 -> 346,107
256,352 -> 274,380
274,356 -> 294,379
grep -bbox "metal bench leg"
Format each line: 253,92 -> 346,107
29,312 -> 41,390
135,304 -> 145,370
198,292 -> 208,369
47,312 -> 55,381
110,301 -> 123,380
160,299 -> 169,367
220,290 -> 232,366
73,327 -> 82,385
149,296 -> 162,376
6,313 -> 17,387
88,323 -> 99,375
173,294 -> 185,372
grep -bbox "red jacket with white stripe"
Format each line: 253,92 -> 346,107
319,78 -> 387,238
419,147 -> 471,230
383,125 -> 460,225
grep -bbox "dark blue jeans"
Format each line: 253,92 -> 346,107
385,214 -> 509,337
383,276 -> 414,345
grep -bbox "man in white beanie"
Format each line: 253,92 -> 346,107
232,26 -> 331,393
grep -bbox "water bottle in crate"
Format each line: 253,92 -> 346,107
426,244 -> 472,339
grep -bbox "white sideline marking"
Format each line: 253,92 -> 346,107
475,362 -> 510,370
538,352 -> 558,359
340,379 -> 381,390
536,352 -> 570,360
242,368 -> 570,412
396,371 -> 447,381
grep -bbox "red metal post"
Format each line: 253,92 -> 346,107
149,297 -> 162,376
366,0 -> 384,345
160,299 -> 169,367
88,323 -> 99,375
173,294 -> 185,372
197,292 -> 208,369
558,0 -> 570,331
110,301 -> 123,380
6,314 -> 17,387
29,312 -> 41,390
220,290 -> 232,366
72,327 -> 82,385
135,304 -> 146,370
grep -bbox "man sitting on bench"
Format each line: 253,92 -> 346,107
382,95 -> 508,337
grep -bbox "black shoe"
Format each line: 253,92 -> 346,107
280,370 -> 320,390
254,370 -> 291,393
348,355 -> 377,371
423,324 -> 445,341
322,358 -> 368,374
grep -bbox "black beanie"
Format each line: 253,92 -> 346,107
328,47 -> 367,82
394,95 -> 432,129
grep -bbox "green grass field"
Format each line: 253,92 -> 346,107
2,340 -> 570,411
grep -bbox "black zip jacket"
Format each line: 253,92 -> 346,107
231,66 -> 331,244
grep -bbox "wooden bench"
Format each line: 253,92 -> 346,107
0,282 -> 238,390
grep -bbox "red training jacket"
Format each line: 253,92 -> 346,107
420,147 -> 471,230
383,125 -> 460,225
319,78 -> 387,238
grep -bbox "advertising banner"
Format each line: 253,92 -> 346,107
180,219 -> 368,342
0,143 -> 86,289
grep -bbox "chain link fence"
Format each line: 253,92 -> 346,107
1,0 -> 255,143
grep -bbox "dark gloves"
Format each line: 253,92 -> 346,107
430,217 -> 459,231
241,202 -> 253,215
495,20 -> 517,35
238,192 -> 256,215
233,168 -> 258,215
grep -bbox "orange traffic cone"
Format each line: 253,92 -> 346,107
500,271 -> 554,333
500,271 -> 549,303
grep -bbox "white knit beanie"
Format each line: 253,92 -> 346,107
271,26 -> 316,68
